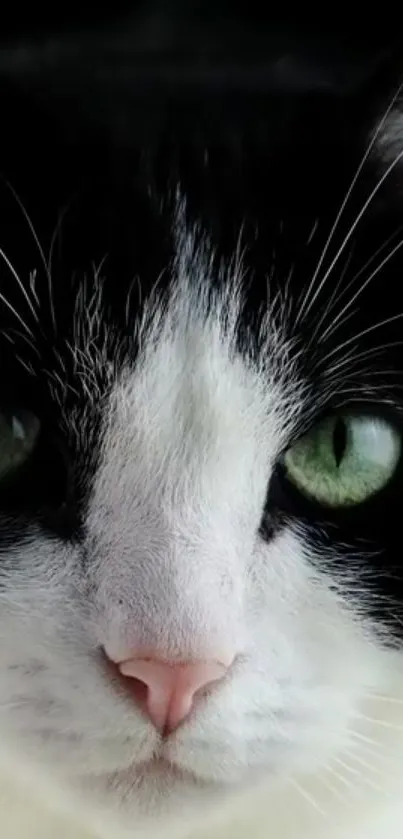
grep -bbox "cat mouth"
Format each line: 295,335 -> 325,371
134,755 -> 199,783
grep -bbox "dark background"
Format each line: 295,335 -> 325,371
0,4 -> 401,99
0,4 -> 401,299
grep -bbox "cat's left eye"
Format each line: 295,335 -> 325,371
0,410 -> 41,481
283,413 -> 401,508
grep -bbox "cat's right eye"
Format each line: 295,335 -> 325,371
283,412 -> 401,508
0,410 -> 41,481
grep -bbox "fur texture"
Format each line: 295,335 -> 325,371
1,11 -> 403,839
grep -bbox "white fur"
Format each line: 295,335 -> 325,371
0,224 -> 403,837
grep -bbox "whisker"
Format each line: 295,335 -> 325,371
333,756 -> 360,778
1,331 -> 14,345
0,247 -> 39,324
347,740 -> 394,764
333,756 -> 390,797
349,223 -> 403,284
316,318 -> 358,360
320,312 -> 403,363
0,291 -> 35,338
5,179 -> 56,331
4,329 -> 41,359
362,693 -> 403,706
318,234 -> 403,344
289,777 -> 329,820
320,355 -> 358,380
325,222 -> 403,326
14,355 -> 36,376
354,712 -> 403,732
331,390 -> 403,406
29,269 -> 40,308
307,248 -> 355,345
343,747 -> 392,780
317,341 -> 403,378
326,763 -> 360,796
349,730 -> 388,749
320,773 -> 351,805
295,82 -> 403,326
47,201 -> 72,275
307,218 -> 319,244
300,146 -> 403,328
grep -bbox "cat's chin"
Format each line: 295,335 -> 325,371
94,754 -> 272,796
77,753 -> 280,831
74,755 -> 225,825
85,755 -> 214,792
133,756 -> 201,784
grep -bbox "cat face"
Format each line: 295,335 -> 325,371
1,32 -> 403,829
0,256 -> 383,811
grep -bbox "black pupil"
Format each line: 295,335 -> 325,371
333,418 -> 347,468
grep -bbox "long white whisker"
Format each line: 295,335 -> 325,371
1,331 -> 14,345
343,747 -> 392,780
14,355 -> 36,376
320,351 -> 358,378
0,247 -> 39,323
318,341 -> 403,378
334,756 -> 389,797
319,234 -> 403,344
315,307 -> 360,348
349,730 -> 388,749
354,712 -> 403,732
299,145 -> 403,326
325,222 -> 403,325
347,739 -> 394,763
321,312 -> 403,363
308,248 -> 355,345
5,329 -> 41,359
331,390 -> 403,405
5,179 -> 56,331
0,291 -> 35,338
326,763 -> 360,796
29,269 -> 40,308
289,778 -> 329,820
364,694 -> 403,705
320,772 -> 352,804
295,82 -> 403,325
334,756 -> 360,777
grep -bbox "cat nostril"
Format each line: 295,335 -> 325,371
105,650 -> 234,734
105,657 -> 149,711
120,675 -> 148,708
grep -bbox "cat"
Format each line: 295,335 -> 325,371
1,9 -> 403,839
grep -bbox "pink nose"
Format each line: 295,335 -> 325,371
113,653 -> 232,733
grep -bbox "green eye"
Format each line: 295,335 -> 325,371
284,414 -> 401,507
0,410 -> 40,481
